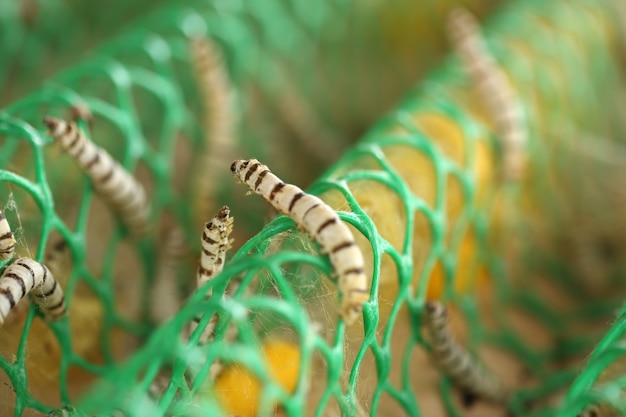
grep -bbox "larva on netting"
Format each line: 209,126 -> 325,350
189,205 -> 234,343
0,210 -> 16,261
447,8 -> 526,182
230,159 -> 370,325
577,403 -> 620,417
189,37 -> 236,225
276,83 -> 339,163
45,239 -> 70,279
150,226 -> 187,324
424,301 -> 509,404
68,104 -> 94,130
43,117 -> 151,238
0,257 -> 66,325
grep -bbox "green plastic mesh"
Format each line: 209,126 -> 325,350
2,0 -> 626,416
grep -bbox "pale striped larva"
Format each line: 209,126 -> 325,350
68,104 -> 94,130
577,404 -> 619,417
43,117 -> 151,238
424,301 -> 509,404
189,37 -> 236,224
150,226 -> 187,324
0,257 -> 66,325
0,210 -> 16,260
230,159 -> 370,325
447,8 -> 526,182
189,205 -> 234,343
276,83 -> 339,163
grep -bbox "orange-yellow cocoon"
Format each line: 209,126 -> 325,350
214,339 -> 301,417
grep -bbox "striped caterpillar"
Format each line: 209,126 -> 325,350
150,226 -> 187,324
189,205 -> 234,343
447,8 -> 526,182
578,403 -> 619,417
0,210 -> 16,260
230,159 -> 370,325
0,257 -> 66,325
43,117 -> 151,238
189,37 -> 236,225
424,301 -> 509,404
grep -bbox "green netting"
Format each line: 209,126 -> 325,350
1,0 -> 626,416
0,0 -> 180,105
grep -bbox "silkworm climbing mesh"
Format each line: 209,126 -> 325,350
1,0 -> 626,416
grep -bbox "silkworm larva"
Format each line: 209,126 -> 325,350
230,159 -> 370,325
150,226 -> 187,324
578,403 -> 619,417
190,37 -> 236,224
0,257 -> 66,325
0,210 -> 16,260
424,301 -> 509,404
447,8 -> 526,182
197,206 -> 234,289
43,117 -> 151,238
189,206 -> 234,343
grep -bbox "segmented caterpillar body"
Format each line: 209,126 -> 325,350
578,403 -> 619,417
230,159 -> 370,325
150,226 -> 187,324
0,210 -> 16,260
0,257 -> 66,325
44,117 -> 151,238
424,301 -> 508,404
189,206 -> 234,343
190,37 -> 236,224
197,206 -> 234,288
448,8 -> 526,182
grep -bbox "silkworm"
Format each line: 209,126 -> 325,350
424,301 -> 509,404
190,37 -> 236,223
0,257 -> 66,325
578,403 -> 619,417
45,239 -> 70,277
276,83 -> 339,162
0,210 -> 16,260
230,159 -> 370,325
447,8 -> 526,182
189,205 -> 234,343
43,117 -> 151,238
150,226 -> 187,324
197,206 -> 234,289
68,104 -> 94,130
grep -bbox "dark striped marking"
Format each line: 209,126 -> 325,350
0,288 -> 15,308
198,266 -> 214,276
67,130 -> 81,150
343,267 -> 365,276
254,169 -> 270,191
269,182 -> 285,201
4,273 -> 25,298
301,202 -> 321,220
288,192 -> 305,213
48,298 -> 66,311
316,218 -> 338,235
202,231 -> 218,245
19,261 -> 36,287
98,164 -> 115,184
330,241 -> 355,254
244,161 -> 261,182
84,151 -> 101,170
43,279 -> 57,297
